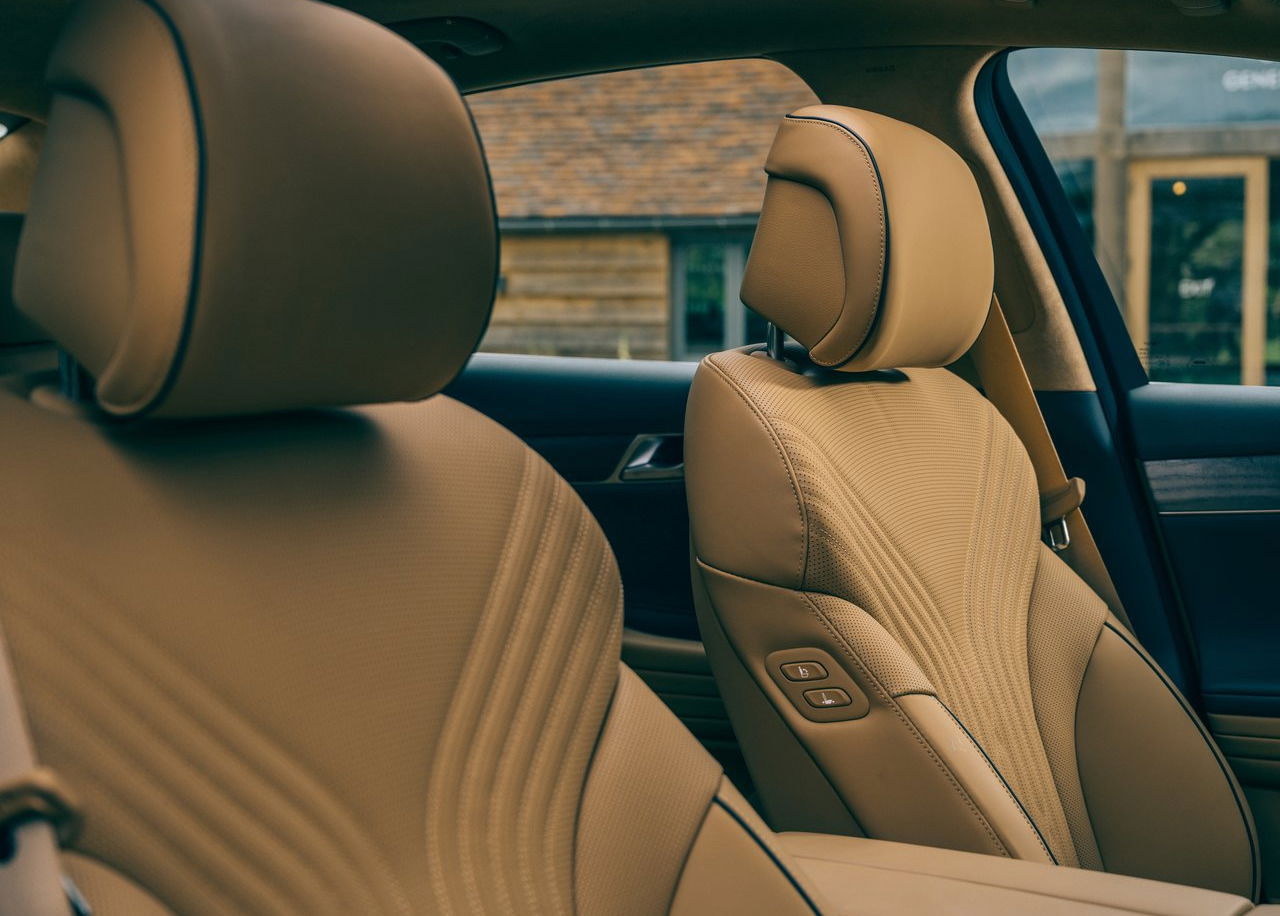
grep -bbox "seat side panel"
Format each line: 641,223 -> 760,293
1077,624 -> 1258,897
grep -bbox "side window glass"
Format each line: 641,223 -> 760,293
469,60 -> 816,360
1009,49 -> 1280,385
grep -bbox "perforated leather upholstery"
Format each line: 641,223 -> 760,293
2,0 -> 1270,911
0,0 -> 824,911
686,107 -> 1260,898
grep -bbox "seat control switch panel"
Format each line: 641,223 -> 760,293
803,688 -> 851,708
781,661 -> 827,682
764,648 -> 869,723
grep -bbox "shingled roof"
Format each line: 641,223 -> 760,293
469,59 -> 817,223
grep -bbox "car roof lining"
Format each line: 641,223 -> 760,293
4,0 -> 1280,118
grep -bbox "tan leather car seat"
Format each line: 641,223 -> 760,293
0,0 -> 830,912
684,105 -> 1261,899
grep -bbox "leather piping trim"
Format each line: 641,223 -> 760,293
1052,594 -> 1105,869
1097,622 -> 1260,899
935,698 -> 1057,864
709,796 -> 822,914
125,0 -> 206,419
779,113 -> 890,369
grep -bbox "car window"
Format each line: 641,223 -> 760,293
1009,49 -> 1280,386
468,59 -> 816,361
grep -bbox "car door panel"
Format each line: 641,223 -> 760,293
1129,382 -> 1280,718
1127,380 -> 1280,896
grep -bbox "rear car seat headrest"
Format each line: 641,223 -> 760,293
741,105 -> 993,372
13,0 -> 497,418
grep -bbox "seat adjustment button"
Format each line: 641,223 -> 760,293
781,661 -> 828,682
803,688 -> 852,709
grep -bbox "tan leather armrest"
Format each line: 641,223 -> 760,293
777,833 -> 1257,915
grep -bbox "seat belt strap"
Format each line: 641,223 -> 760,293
968,296 -> 1133,631
0,624 -> 86,916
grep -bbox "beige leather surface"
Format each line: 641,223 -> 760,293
63,853 -> 175,916
17,0 -> 196,394
1076,623 -> 1257,898
688,350 -> 1083,858
686,345 -> 1258,895
1026,546 -> 1108,870
14,0 -> 496,418
896,692 -> 1056,863
779,833 -> 1256,916
575,665 -> 722,915
0,3 -> 872,910
0,367 -> 840,915
691,566 -> 868,837
669,800 -> 815,915
697,560 -> 1031,859
741,105 -> 992,372
0,382 -> 620,914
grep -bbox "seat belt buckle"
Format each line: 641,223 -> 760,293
1040,477 -> 1085,554
1045,516 -> 1071,552
0,766 -> 83,856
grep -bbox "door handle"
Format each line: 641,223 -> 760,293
612,434 -> 684,482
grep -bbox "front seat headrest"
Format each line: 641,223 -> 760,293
741,105 -> 993,372
14,0 -> 497,418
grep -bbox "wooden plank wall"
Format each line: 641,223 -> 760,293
480,232 -> 671,360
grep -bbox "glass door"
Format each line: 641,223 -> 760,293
1125,157 -> 1269,384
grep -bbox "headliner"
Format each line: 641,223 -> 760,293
2,0 -> 1280,117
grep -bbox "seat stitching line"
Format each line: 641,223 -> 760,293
798,590 -> 1011,858
930,697 -> 1056,863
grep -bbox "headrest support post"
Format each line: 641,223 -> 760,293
765,323 -> 786,362
56,351 -> 93,404
741,105 -> 994,373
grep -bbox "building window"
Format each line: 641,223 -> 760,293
671,237 -> 769,360
466,59 -> 817,361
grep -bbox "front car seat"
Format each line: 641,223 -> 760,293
685,105 -> 1260,899
0,0 -> 829,911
